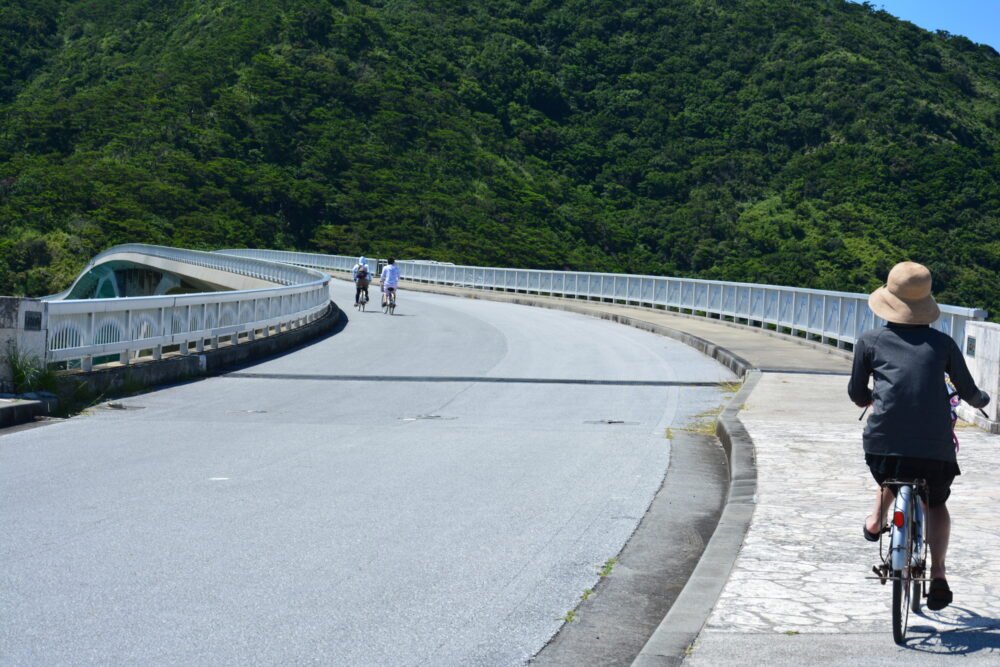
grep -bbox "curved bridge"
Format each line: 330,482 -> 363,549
2,246 -> 998,665
9,243 -> 985,380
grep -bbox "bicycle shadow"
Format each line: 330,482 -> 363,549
906,607 -> 1000,655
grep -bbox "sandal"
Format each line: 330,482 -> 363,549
927,578 -> 952,611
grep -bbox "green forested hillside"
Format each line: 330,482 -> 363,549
1,0 -> 999,313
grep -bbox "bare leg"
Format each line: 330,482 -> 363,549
927,503 -> 950,579
866,486 -> 895,535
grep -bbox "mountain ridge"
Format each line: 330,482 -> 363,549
1,0 -> 998,315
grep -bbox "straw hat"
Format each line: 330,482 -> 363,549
868,261 -> 940,325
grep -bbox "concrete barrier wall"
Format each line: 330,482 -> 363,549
0,297 -> 48,391
53,302 -> 340,400
958,321 -> 1000,433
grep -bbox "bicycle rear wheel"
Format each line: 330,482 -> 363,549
911,579 -> 922,614
911,497 -> 927,615
892,571 -> 909,644
891,500 -> 915,645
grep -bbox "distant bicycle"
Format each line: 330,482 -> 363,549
355,291 -> 368,312
382,286 -> 396,315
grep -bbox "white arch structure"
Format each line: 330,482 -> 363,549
43,245 -> 331,371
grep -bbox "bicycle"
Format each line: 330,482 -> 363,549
382,287 -> 396,315
864,394 -> 990,644
870,478 -> 928,644
355,289 -> 368,312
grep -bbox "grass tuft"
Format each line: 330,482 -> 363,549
719,380 -> 743,394
4,343 -> 57,394
684,406 -> 723,435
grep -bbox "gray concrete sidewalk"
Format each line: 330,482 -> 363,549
397,280 -> 1000,664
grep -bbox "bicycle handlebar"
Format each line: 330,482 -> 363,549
858,402 -> 989,420
947,390 -> 990,419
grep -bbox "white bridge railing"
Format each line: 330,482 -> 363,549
218,249 -> 987,350
44,245 -> 331,370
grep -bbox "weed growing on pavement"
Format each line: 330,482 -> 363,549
599,558 -> 617,577
581,589 -> 592,601
720,380 -> 742,394
560,610 -> 577,623
684,406 -> 723,435
665,428 -> 674,439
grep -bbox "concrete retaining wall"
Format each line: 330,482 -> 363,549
0,297 -> 48,391
53,302 -> 341,402
958,321 -> 1000,433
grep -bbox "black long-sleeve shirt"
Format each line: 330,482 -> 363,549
848,323 -> 990,462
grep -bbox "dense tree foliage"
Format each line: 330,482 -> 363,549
1,0 -> 998,314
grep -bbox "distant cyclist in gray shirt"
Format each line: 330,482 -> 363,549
849,261 -> 990,611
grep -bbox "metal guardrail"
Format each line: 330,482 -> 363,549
45,245 -> 332,370
218,249 -> 987,349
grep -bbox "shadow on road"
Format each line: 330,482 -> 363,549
907,606 -> 1000,655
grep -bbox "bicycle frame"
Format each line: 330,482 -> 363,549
888,482 -> 925,574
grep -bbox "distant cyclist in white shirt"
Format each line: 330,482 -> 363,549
380,257 -> 400,307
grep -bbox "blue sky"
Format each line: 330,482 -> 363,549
852,1 -> 999,49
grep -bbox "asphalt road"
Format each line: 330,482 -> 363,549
1,280 -> 735,665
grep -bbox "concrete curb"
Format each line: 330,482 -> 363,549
0,399 -> 49,428
47,302 -> 342,411
533,428 -> 730,665
630,371 -> 761,666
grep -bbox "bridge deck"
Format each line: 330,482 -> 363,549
396,280 -> 1000,664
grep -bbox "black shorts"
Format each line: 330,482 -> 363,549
866,454 -> 960,508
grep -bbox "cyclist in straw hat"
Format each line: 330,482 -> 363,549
849,261 -> 990,610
